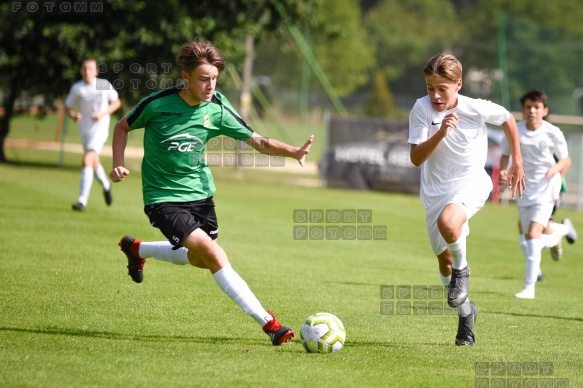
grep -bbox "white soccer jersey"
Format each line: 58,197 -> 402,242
500,120 -> 567,206
65,78 -> 118,134
408,94 -> 510,209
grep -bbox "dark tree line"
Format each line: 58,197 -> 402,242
0,0 -> 313,162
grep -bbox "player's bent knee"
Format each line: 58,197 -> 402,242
437,224 -> 461,243
187,252 -> 208,269
196,244 -> 228,270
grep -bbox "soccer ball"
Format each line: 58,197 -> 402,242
300,312 -> 346,353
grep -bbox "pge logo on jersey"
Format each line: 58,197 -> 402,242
161,134 -> 204,152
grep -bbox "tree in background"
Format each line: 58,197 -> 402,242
455,0 -> 583,112
254,0 -> 375,114
3,0 -> 583,164
311,0 -> 375,97
364,70 -> 395,119
362,0 -> 460,97
0,0 -> 312,163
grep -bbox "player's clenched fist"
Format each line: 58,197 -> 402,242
110,166 -> 129,182
439,112 -> 459,138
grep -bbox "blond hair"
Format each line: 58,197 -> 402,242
423,54 -> 462,82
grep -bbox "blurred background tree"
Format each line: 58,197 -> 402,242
0,0 -> 313,162
2,0 -> 583,162
364,70 -> 395,119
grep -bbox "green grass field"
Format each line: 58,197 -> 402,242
1,121 -> 583,387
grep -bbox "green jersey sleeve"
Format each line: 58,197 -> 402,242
126,88 -> 176,129
210,93 -> 254,140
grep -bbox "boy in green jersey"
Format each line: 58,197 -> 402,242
109,40 -> 314,346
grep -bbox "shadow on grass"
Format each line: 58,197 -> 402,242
486,311 -> 583,322
347,340 -> 450,347
2,160 -> 78,171
326,281 -> 381,287
0,326 -> 267,345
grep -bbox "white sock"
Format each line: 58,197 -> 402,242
213,263 -> 271,326
94,164 -> 111,191
439,273 -> 451,288
550,222 -> 570,237
78,167 -> 93,205
139,241 -> 189,265
521,236 -> 545,277
519,235 -> 527,256
458,298 -> 471,317
447,234 -> 467,270
524,238 -> 542,289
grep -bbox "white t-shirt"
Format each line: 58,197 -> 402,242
408,94 -> 510,209
500,120 -> 567,206
65,78 -> 118,134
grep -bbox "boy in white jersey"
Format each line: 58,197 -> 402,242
109,40 -> 314,346
499,89 -> 577,299
408,54 -> 525,346
65,59 -> 121,211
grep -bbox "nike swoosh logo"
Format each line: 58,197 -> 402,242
450,292 -> 467,301
431,120 -> 441,125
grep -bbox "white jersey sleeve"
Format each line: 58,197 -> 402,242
408,98 -> 430,145
104,80 -> 119,104
475,98 -> 510,127
64,82 -> 81,110
551,123 -> 568,160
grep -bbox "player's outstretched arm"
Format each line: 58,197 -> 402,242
246,133 -> 314,167
502,115 -> 525,198
109,117 -> 131,182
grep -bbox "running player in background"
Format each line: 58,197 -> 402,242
499,89 -> 577,299
66,58 -> 121,211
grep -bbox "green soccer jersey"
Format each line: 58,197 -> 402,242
126,88 -> 254,205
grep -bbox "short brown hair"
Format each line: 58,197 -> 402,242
176,40 -> 225,73
520,89 -> 548,108
423,54 -> 462,82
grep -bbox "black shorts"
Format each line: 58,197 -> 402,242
144,197 -> 219,249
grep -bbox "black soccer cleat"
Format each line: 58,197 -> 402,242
448,266 -> 470,308
455,303 -> 478,346
72,202 -> 85,211
119,235 -> 145,283
563,218 -> 577,244
104,188 -> 113,206
262,311 -> 295,346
